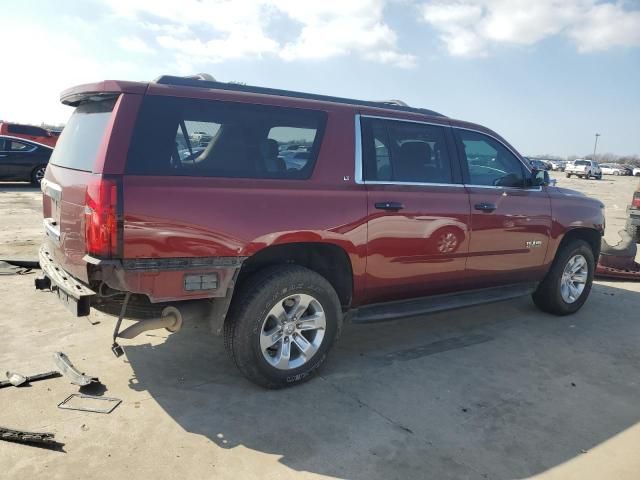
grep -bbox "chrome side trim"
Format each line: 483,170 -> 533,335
360,114 -> 449,128
354,114 -> 364,184
464,184 -> 543,192
365,181 -> 465,188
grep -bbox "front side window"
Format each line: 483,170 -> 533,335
456,129 -> 525,187
127,96 -> 326,179
362,118 -> 453,184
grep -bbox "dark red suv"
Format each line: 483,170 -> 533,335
36,75 -> 605,388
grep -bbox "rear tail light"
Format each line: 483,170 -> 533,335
85,177 -> 119,258
633,192 -> 640,208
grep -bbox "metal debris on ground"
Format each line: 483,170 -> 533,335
57,394 -> 122,414
0,370 -> 62,389
596,230 -> 640,280
53,352 -> 100,387
0,425 -> 56,445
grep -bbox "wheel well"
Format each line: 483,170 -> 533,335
558,228 -> 602,259
237,243 -> 354,308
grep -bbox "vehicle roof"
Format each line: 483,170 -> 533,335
60,77 -> 520,158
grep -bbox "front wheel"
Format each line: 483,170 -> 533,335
566,173 -> 572,178
532,239 -> 595,315
224,265 -> 342,388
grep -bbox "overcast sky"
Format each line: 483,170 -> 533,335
2,0 -> 639,157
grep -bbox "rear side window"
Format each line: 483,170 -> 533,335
49,99 -> 116,172
127,96 -> 327,179
362,117 -> 453,184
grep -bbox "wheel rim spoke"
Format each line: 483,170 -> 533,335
274,339 -> 291,369
297,311 -> 325,331
292,333 -> 316,357
260,327 -> 283,351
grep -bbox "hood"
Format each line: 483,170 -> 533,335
549,187 -> 605,208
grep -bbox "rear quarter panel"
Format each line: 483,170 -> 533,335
121,107 -> 369,303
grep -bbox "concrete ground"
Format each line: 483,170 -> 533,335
1,176 -> 639,480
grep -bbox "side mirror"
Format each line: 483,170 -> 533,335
532,169 -> 551,187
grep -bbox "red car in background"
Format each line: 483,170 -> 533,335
0,122 -> 59,147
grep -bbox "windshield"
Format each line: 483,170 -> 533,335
49,98 -> 116,171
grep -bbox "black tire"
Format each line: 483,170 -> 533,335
532,239 -> 595,315
224,265 -> 342,388
595,174 -> 602,180
566,173 -> 571,178
31,165 -> 47,185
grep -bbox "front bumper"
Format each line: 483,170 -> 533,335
36,245 -> 95,316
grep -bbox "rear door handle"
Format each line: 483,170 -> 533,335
474,202 -> 497,212
375,201 -> 404,211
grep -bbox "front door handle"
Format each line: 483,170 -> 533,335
474,202 -> 497,212
375,201 -> 404,211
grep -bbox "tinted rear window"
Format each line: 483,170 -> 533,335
49,99 -> 116,172
126,96 -> 326,179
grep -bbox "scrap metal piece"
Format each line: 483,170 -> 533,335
6,372 -> 27,387
57,394 -> 122,414
53,352 -> 99,387
596,230 -> 640,280
0,370 -> 62,389
0,425 -> 56,445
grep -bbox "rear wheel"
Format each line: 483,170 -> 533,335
224,265 -> 342,388
532,239 -> 595,315
566,173 -> 572,178
31,165 -> 46,185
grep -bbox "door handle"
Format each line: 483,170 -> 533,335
474,202 -> 497,212
375,201 -> 404,211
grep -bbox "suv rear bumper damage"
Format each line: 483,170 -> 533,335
36,246 -> 95,316
35,244 -> 245,334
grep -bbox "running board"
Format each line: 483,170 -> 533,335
349,283 -> 537,323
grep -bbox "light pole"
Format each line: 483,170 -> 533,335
593,133 -> 600,162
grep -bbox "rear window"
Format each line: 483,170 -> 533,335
126,96 -> 326,179
49,99 -> 116,172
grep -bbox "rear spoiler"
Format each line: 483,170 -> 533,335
60,80 -> 148,106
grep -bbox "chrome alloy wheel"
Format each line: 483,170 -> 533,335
259,293 -> 326,370
437,232 -> 458,253
560,254 -> 588,304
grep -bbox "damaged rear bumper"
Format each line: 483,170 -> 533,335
36,246 -> 95,316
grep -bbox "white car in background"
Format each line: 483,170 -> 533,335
565,159 -> 602,179
634,167 -> 640,177
600,163 -> 626,176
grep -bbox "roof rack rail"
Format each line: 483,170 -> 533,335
152,75 -> 445,118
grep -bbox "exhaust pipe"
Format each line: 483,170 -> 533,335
118,306 -> 183,340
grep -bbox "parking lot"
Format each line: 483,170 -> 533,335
1,175 -> 639,479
